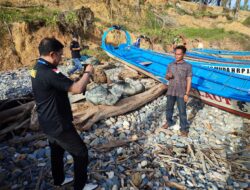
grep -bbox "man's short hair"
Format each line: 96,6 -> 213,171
175,45 -> 187,54
38,37 -> 64,56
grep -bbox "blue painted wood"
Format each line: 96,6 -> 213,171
192,48 -> 250,56
102,27 -> 250,102
186,51 -> 250,64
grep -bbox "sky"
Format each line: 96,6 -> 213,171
230,0 -> 250,8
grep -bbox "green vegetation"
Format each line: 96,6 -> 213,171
81,48 -> 110,61
177,28 -> 249,48
176,28 -> 231,40
164,3 -> 174,10
193,11 -> 218,19
144,9 -> 162,31
0,23 -> 7,44
243,16 -> 250,27
137,8 -> 166,38
64,12 -> 78,25
137,25 -> 250,49
0,6 -> 59,26
137,8 -> 235,46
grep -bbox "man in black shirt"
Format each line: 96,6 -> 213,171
68,36 -> 83,75
31,37 -> 95,190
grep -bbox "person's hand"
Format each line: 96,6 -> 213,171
81,125 -> 92,131
85,64 -> 94,74
184,94 -> 189,102
166,72 -> 173,80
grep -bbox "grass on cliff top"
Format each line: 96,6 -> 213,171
139,26 -> 250,49
243,16 -> 250,27
0,6 -> 59,25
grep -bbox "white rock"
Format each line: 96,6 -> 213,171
141,160 -> 148,167
110,117 -> 116,123
37,163 -> 46,167
112,185 -> 118,190
105,120 -> 113,126
172,124 -> 180,131
233,182 -> 240,188
123,120 -> 130,127
206,171 -> 227,183
141,174 -> 146,179
187,180 -> 194,187
117,147 -> 123,155
67,155 -> 73,164
108,128 -> 115,134
106,171 -> 114,179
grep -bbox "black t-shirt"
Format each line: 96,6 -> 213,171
31,58 -> 74,137
70,40 -> 81,58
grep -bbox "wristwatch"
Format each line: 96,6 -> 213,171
83,71 -> 92,76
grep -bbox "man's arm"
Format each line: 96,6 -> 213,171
165,64 -> 173,80
186,64 -> 192,95
68,65 -> 93,94
186,76 -> 191,95
183,76 -> 191,103
184,64 -> 192,102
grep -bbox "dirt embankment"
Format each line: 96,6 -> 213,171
0,5 -> 95,71
0,23 -> 72,71
0,0 -> 250,71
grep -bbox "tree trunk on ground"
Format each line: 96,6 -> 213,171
73,84 -> 168,131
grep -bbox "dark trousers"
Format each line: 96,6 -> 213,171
166,95 -> 188,132
48,128 -> 88,190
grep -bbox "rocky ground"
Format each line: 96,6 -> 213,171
0,61 -> 249,190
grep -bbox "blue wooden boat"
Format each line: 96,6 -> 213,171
101,27 -> 250,118
160,52 -> 250,76
192,48 -> 250,56
185,51 -> 250,64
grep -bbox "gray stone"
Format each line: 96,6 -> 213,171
239,182 -> 249,188
233,182 -> 240,188
116,147 -> 124,155
90,138 -> 100,146
86,85 -> 120,105
141,160 -> 148,167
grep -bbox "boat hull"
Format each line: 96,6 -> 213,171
162,52 -> 250,76
190,89 -> 250,118
192,48 -> 250,56
106,51 -> 250,118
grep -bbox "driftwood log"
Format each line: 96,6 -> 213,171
94,136 -> 146,152
74,84 -> 167,131
0,100 -> 35,136
163,176 -> 187,190
0,84 -> 167,136
0,118 -> 30,136
0,101 -> 34,125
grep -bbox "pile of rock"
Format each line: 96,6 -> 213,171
0,60 -> 249,190
0,68 -> 32,100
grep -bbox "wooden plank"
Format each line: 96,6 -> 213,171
139,61 -> 152,66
